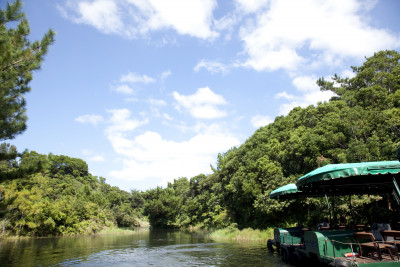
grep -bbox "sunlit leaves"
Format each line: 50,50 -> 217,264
0,150 -> 143,236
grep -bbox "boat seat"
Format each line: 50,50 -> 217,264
354,232 -> 395,260
381,231 -> 400,247
380,231 -> 400,261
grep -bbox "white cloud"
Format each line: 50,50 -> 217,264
213,13 -> 240,41
89,155 -> 106,162
59,0 -> 124,35
275,91 -> 295,100
148,98 -> 167,107
251,115 -> 273,128
106,109 -> 148,135
292,75 -> 319,93
194,60 -> 230,75
108,126 -> 240,183
59,0 -> 218,39
114,84 -> 135,95
104,109 -> 149,159
341,69 -> 356,79
82,149 -> 105,162
214,13 -> 238,32
147,98 -> 167,118
75,114 -> 104,125
173,87 -> 228,119
120,72 -> 156,84
102,108 -> 240,186
112,72 -> 155,96
145,0 -> 218,39
239,0 -> 400,72
276,75 -> 335,115
160,70 -> 171,80
162,113 -> 173,121
235,0 -> 270,14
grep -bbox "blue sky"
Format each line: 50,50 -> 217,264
6,0 -> 400,191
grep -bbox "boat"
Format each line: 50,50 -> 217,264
268,160 -> 400,266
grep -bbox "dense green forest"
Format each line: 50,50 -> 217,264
143,50 -> 400,230
1,50 -> 399,237
1,0 -> 400,238
0,148 -> 145,236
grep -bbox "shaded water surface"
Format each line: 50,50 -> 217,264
0,229 -> 289,266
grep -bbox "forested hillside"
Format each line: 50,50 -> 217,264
144,50 -> 400,229
1,50 -> 399,236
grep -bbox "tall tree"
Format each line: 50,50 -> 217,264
211,50 -> 400,228
0,0 -> 55,140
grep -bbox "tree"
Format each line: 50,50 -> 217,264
0,0 -> 55,140
208,50 -> 400,228
317,50 -> 400,109
0,143 -> 19,179
0,143 -> 17,169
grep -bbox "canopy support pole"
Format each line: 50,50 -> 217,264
325,194 -> 330,209
332,196 -> 336,228
393,177 -> 400,205
295,199 -> 302,227
325,194 -> 332,227
348,195 -> 352,226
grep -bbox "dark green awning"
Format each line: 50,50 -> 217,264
270,183 -> 299,199
296,161 -> 400,196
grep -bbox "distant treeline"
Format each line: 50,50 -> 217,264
0,149 -> 144,236
1,50 -> 400,236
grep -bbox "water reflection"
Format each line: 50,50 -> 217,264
0,228 -> 290,266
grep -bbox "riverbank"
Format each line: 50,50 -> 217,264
1,224 -> 273,242
208,226 -> 274,242
99,225 -> 276,242
95,227 -> 140,235
0,226 -> 149,240
0,217 -> 151,240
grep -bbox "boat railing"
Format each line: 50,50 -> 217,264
282,232 -> 295,245
321,237 -> 400,262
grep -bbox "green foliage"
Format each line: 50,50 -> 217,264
0,143 -> 18,171
2,48 -> 399,234
211,50 -> 400,228
0,151 -> 145,237
0,0 -> 55,141
141,50 -> 400,230
143,175 -> 231,229
143,179 -> 187,228
210,227 -> 274,241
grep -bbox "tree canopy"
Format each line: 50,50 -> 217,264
0,0 -> 55,141
0,150 -> 145,236
143,50 -> 400,229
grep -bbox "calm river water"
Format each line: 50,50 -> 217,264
0,228 -> 290,266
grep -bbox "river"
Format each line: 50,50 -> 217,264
0,228 -> 290,266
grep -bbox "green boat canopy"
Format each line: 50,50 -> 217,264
296,161 -> 400,196
270,184 -> 299,199
269,183 -> 325,199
